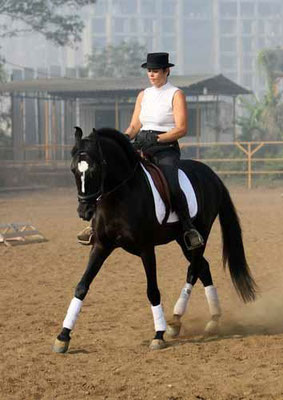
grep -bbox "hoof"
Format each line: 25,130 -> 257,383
149,339 -> 167,350
166,317 -> 182,338
204,319 -> 220,336
53,338 -> 70,353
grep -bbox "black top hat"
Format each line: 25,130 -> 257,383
141,52 -> 175,69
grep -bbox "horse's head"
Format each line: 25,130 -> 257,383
71,127 -> 106,221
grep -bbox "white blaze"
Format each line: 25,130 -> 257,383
78,160 -> 89,193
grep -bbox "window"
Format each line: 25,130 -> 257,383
112,0 -> 137,14
242,20 -> 252,35
257,37 -> 266,49
220,2 -> 237,18
142,19 -> 154,33
113,18 -> 125,33
91,18 -> 106,34
243,55 -> 253,70
92,36 -> 107,50
220,20 -> 236,35
93,1 -> 107,16
184,20 -> 213,73
161,0 -> 176,16
220,54 -> 236,70
258,3 -> 272,17
240,2 -> 254,17
129,18 -> 138,33
161,36 -> 176,53
140,1 -> 156,15
220,37 -> 236,52
161,18 -> 175,34
242,38 -> 252,52
184,0 -> 212,17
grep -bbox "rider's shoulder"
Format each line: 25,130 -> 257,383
137,90 -> 144,102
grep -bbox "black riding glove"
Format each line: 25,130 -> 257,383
141,134 -> 158,151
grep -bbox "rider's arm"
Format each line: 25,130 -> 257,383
125,91 -> 144,139
157,90 -> 188,143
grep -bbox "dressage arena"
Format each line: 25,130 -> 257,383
1,186 -> 283,400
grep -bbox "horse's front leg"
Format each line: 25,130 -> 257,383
53,243 -> 113,353
141,248 -> 167,350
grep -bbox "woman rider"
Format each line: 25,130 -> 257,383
125,52 -> 203,251
78,52 -> 203,250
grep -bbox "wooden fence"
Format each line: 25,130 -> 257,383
181,141 -> 283,188
1,141 -> 283,189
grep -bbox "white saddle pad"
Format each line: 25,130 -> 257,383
141,164 -> 198,224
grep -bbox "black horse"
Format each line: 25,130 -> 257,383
53,127 -> 256,353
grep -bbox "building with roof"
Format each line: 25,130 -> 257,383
1,0 -> 282,95
0,74 -> 251,162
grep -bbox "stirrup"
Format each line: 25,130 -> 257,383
77,227 -> 94,246
78,234 -> 94,246
183,229 -> 204,251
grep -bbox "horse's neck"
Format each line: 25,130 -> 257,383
101,138 -> 136,191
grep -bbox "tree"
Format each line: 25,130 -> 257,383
238,48 -> 283,141
0,0 -> 96,46
87,41 -> 147,78
0,1 -> 96,150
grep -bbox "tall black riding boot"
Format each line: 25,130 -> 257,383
175,191 -> 204,251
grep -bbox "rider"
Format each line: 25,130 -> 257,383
78,52 -> 203,250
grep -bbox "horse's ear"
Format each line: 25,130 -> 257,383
89,128 -> 97,140
74,126 -> 83,145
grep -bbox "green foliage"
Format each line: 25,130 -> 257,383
87,41 -> 147,78
0,0 -> 96,46
237,48 -> 283,142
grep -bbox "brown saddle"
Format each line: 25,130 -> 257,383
141,159 -> 172,224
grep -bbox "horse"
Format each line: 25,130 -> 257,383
53,127 -> 257,353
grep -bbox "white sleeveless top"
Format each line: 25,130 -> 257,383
139,81 -> 179,131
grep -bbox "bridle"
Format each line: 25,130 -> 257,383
76,150 -> 107,204
76,151 -> 139,205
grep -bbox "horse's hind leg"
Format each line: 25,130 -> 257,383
141,247 -> 167,350
53,244 -> 112,353
167,244 -> 202,338
198,257 -> 222,335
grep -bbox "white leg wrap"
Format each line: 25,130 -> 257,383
205,285 -> 221,317
173,283 -> 193,316
63,297 -> 83,330
151,304 -> 167,332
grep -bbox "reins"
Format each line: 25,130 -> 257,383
78,161 -> 140,204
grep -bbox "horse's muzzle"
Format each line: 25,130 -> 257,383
77,203 -> 95,221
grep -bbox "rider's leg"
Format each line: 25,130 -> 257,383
153,151 -> 203,250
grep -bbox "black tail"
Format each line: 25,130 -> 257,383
218,183 -> 257,302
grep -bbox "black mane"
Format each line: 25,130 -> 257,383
71,127 -> 141,165
96,127 -> 141,164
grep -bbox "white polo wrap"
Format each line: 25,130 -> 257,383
151,304 -> 167,332
205,285 -> 221,317
174,283 -> 193,316
63,297 -> 83,330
